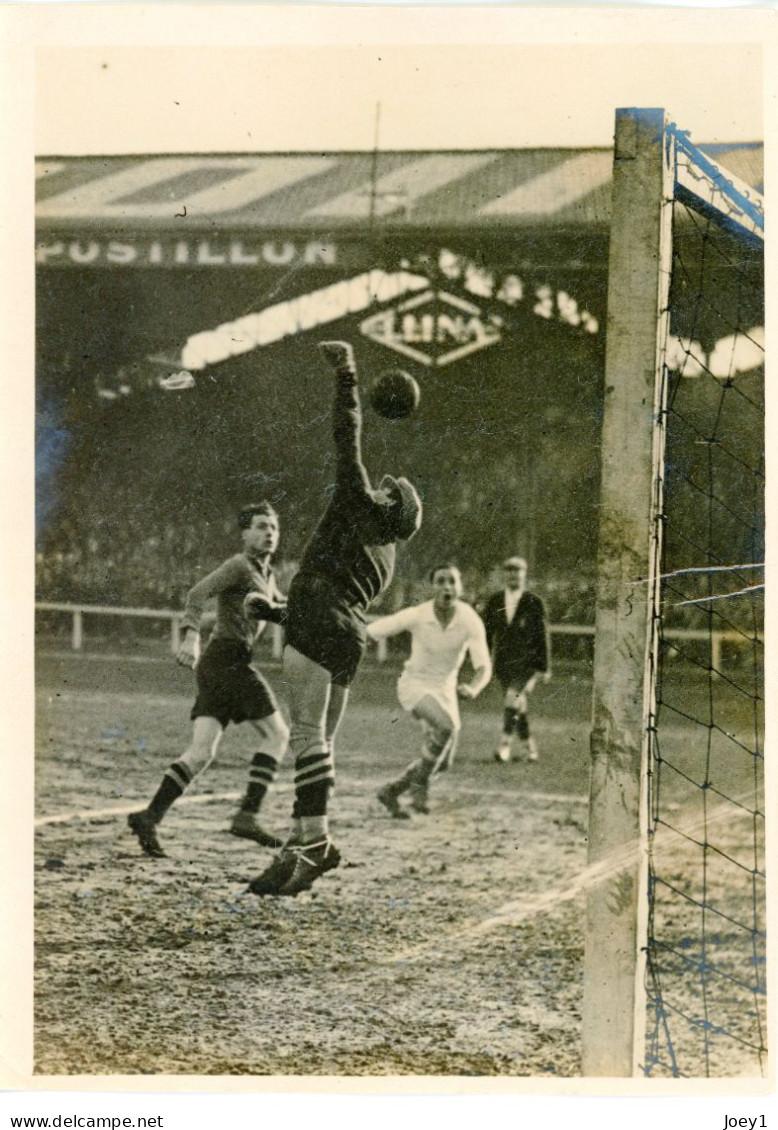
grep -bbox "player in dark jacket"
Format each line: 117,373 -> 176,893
127,502 -> 288,858
247,341 -> 422,897
481,556 -> 550,763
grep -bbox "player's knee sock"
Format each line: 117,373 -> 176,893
434,732 -> 457,773
388,762 -> 417,794
423,730 -> 451,772
287,797 -> 304,842
517,713 -> 530,741
240,751 -> 280,814
147,760 -> 192,823
296,781 -> 332,821
412,738 -> 444,787
502,707 -> 519,737
392,744 -> 437,792
414,757 -> 435,784
293,733 -> 334,821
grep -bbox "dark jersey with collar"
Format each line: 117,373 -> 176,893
180,553 -> 282,650
481,589 -> 549,682
295,373 -> 397,613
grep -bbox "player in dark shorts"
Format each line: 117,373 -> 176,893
246,341 -> 422,897
127,502 -> 289,858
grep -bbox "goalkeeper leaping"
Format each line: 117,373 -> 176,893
246,341 -> 423,897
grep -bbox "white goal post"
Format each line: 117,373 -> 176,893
581,106 -> 673,1079
581,107 -> 764,1077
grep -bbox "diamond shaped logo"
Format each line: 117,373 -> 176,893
360,289 -> 502,367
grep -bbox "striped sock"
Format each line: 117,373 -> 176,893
240,751 -> 278,814
293,739 -> 334,817
502,707 -> 519,737
147,760 -> 192,823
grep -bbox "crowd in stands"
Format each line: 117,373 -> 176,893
37,518 -> 208,610
37,515 -> 759,637
36,511 -> 600,625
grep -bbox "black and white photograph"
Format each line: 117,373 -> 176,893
2,3 -> 773,1096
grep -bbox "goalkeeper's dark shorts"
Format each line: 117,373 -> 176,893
284,573 -> 366,687
191,639 -> 278,729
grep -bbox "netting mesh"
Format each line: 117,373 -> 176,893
643,138 -> 765,1077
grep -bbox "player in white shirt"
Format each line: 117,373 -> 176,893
368,564 -> 491,819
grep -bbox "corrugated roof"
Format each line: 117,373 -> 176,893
35,146 -> 763,232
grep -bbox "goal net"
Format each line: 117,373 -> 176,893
644,125 -> 765,1078
582,109 -> 765,1078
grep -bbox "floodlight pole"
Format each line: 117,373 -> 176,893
582,108 -> 674,1077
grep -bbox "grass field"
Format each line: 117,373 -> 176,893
33,649 -> 765,1078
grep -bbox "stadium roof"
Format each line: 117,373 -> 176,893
36,146 -> 763,232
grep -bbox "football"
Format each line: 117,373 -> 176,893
369,370 -> 421,420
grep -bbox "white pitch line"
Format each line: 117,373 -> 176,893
446,785 -> 587,806
385,797 -> 759,966
35,782 -> 588,827
41,689 -> 194,709
35,791 -> 243,826
39,651 -> 191,667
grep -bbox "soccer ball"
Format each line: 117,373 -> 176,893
369,370 -> 421,420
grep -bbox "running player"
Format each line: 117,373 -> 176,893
372,564 -> 491,819
246,341 -> 422,896
127,502 -> 288,858
481,556 -> 551,763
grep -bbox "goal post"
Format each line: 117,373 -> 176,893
582,107 -> 674,1078
582,108 -> 765,1077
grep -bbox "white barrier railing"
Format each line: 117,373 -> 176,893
35,601 -> 285,658
35,602 -> 759,673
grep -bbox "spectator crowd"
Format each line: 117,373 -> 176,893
36,510 -> 599,625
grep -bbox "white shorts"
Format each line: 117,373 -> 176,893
396,672 -> 460,729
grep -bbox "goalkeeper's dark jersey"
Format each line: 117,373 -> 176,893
295,374 -> 397,613
180,554 -> 281,650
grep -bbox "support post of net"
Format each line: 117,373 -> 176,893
582,108 -> 674,1077
72,608 -> 83,652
